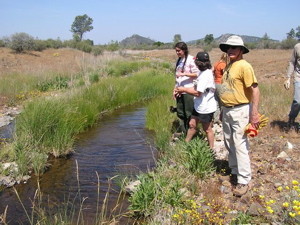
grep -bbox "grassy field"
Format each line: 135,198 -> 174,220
1,46 -> 300,224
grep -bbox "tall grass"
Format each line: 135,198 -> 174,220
259,81 -> 292,121
1,63 -> 174,177
128,95 -> 216,219
10,161 -> 127,225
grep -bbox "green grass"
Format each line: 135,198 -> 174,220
0,61 -> 174,177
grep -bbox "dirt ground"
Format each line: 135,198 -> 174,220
1,47 -> 299,221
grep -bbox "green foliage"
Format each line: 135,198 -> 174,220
180,137 -> 215,179
89,72 -> 100,83
146,95 -> 175,150
129,172 -> 183,217
32,39 -> 47,51
153,41 -> 164,47
231,212 -> 253,224
287,28 -> 296,39
0,39 -> 5,47
105,40 -> 119,52
105,60 -> 152,77
204,34 -> 214,44
71,14 -> 93,41
8,64 -> 171,175
37,76 -> 69,92
8,32 -> 35,53
281,38 -> 298,49
173,34 -> 182,44
92,45 -> 103,56
44,38 -> 64,49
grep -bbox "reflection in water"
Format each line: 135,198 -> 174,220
0,104 -> 157,224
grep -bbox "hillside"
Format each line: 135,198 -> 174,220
119,34 -> 155,47
121,33 -> 279,46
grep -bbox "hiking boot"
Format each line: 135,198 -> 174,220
233,183 -> 249,197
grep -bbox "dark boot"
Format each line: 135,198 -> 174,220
288,117 -> 296,130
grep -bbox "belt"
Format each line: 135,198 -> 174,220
223,103 -> 249,108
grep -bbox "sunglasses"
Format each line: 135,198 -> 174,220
228,46 -> 240,50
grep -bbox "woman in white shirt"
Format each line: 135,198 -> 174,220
173,42 -> 200,134
175,51 -> 217,149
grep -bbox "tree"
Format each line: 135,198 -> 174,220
173,34 -> 182,44
9,32 -> 35,53
262,33 -> 270,41
71,14 -> 93,41
286,28 -> 295,39
204,34 -> 214,44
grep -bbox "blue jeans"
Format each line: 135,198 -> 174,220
289,81 -> 300,120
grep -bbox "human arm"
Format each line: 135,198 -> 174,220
176,71 -> 198,78
249,83 -> 260,129
175,86 -> 201,97
284,47 -> 297,90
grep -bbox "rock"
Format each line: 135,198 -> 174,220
285,141 -> 293,150
248,202 -> 264,216
124,180 -> 141,194
0,175 -> 16,187
1,162 -> 18,173
276,151 -> 290,159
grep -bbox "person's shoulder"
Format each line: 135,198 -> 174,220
202,69 -> 213,76
238,59 -> 252,67
187,55 -> 195,60
294,43 -> 300,50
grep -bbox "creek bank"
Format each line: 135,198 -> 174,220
0,105 -> 29,187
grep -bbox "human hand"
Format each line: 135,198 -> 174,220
250,112 -> 260,129
284,78 -> 290,90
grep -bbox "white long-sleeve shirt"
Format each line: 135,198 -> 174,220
287,43 -> 300,82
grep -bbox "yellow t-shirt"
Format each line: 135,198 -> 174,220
219,59 -> 257,107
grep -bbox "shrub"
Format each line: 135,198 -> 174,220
9,32 -> 35,53
37,76 -> 69,92
0,39 -> 5,47
44,38 -> 64,49
180,137 -> 215,179
281,38 -> 298,49
92,46 -> 103,56
32,39 -> 47,51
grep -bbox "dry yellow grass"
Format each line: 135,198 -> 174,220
0,47 -> 294,131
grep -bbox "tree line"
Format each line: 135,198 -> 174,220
1,14 -> 299,54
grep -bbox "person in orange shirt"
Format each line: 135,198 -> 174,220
213,52 -> 228,84
213,53 -> 228,121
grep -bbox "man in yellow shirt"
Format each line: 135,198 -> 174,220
218,35 -> 260,197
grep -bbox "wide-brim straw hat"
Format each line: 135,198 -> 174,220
219,35 -> 249,54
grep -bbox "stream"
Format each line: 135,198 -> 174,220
0,104 -> 157,224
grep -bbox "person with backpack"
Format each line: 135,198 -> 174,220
173,42 -> 199,134
218,35 -> 260,197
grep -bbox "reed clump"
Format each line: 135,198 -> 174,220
0,58 -> 173,178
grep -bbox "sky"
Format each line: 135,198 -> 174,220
1,0 -> 299,45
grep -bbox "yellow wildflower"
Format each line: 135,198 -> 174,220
277,186 -> 283,191
293,200 -> 300,206
289,212 -> 296,218
282,202 -> 289,208
292,180 -> 299,185
173,214 -> 179,218
285,186 -> 290,190
259,195 -> 265,199
267,208 -> 274,214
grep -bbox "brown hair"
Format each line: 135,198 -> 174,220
174,42 -> 189,72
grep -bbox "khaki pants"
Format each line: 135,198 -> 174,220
222,104 -> 251,184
